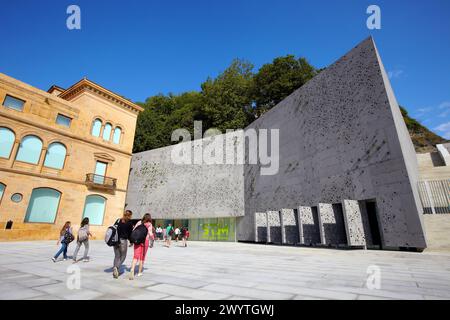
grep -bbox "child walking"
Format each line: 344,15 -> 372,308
129,213 -> 153,280
52,221 -> 73,262
73,217 -> 92,262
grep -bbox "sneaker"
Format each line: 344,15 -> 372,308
52,257 -> 56,263
137,273 -> 143,277
113,267 -> 119,279
83,258 -> 89,262
63,258 -> 67,261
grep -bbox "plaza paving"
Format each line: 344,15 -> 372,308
0,240 -> 450,300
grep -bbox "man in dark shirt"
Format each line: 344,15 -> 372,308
113,210 -> 133,279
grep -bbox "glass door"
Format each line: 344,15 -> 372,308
94,161 -> 107,184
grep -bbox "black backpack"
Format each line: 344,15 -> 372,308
62,231 -> 74,244
130,223 -> 148,245
105,219 -> 120,247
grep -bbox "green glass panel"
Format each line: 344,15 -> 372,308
24,188 -> 61,223
44,143 -> 66,169
16,135 -> 42,164
0,127 -> 15,158
91,119 -> 102,137
0,184 -> 5,202
82,195 -> 106,225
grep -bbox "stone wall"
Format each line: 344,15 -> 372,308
240,37 -> 427,250
125,133 -> 245,219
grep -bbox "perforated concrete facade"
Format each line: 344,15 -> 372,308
126,37 -> 427,250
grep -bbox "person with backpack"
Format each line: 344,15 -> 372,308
73,217 -> 92,263
52,221 -> 74,262
181,227 -> 190,247
129,213 -> 153,280
112,210 -> 133,279
165,223 -> 173,248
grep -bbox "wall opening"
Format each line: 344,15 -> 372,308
331,203 -> 348,246
303,206 -> 321,245
365,200 -> 382,249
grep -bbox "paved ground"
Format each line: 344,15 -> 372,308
0,240 -> 450,300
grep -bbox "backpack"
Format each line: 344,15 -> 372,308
62,231 -> 74,244
130,223 -> 148,245
169,227 -> 174,236
105,219 -> 120,247
78,226 -> 89,242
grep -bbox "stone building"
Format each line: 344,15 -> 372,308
0,73 -> 143,240
126,37 -> 428,250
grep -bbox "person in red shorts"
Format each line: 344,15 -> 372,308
181,227 -> 190,247
129,213 -> 153,280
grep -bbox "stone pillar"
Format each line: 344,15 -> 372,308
266,213 -> 271,243
280,210 -> 286,244
254,212 -> 268,243
281,209 -> 297,245
359,201 -> 373,246
296,208 -> 304,245
267,210 -> 282,244
298,206 -> 312,245
38,147 -> 48,171
8,139 -> 20,168
318,203 -> 334,245
342,200 -> 366,247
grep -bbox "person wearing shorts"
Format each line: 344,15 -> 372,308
129,213 -> 153,280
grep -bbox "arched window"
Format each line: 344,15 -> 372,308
0,183 -> 5,204
102,123 -> 112,141
0,127 -> 15,159
44,142 -> 67,170
91,119 -> 102,137
24,188 -> 61,223
82,195 -> 106,225
112,127 -> 122,144
16,135 -> 43,164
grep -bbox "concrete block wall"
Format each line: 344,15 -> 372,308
280,209 -> 298,245
342,200 -> 366,247
298,206 -> 321,245
254,212 -> 268,243
267,211 -> 282,244
317,204 -> 347,246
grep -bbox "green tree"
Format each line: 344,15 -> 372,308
200,59 -> 255,131
252,55 -> 316,116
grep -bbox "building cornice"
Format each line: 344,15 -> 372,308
59,78 -> 144,114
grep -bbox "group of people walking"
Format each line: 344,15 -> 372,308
51,210 -> 189,280
155,224 -> 190,247
52,217 -> 92,263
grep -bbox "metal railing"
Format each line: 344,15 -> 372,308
85,173 -> 117,190
418,179 -> 450,214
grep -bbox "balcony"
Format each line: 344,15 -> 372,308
85,173 -> 117,191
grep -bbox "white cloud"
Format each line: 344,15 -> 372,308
434,121 -> 450,139
413,101 -> 450,119
438,101 -> 450,118
388,69 -> 404,79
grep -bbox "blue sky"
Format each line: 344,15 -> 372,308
1,0 -> 449,138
